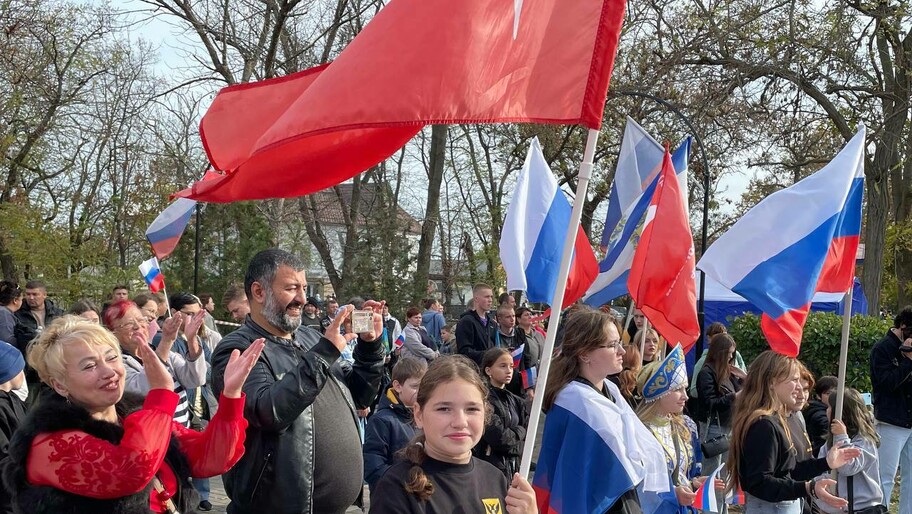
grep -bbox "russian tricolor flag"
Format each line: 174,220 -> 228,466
697,126 -> 865,357
139,257 -> 165,293
393,333 -> 405,350
521,367 -> 537,389
533,380 -> 669,514
500,138 -> 598,309
145,198 -> 196,260
511,345 -> 524,368
693,463 -> 724,513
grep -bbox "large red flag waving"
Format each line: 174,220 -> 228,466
176,0 -> 626,202
627,151 -> 700,353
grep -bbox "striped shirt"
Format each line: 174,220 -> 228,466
173,378 -> 191,427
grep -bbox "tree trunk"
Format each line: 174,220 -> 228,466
863,164 -> 889,314
413,125 -> 448,300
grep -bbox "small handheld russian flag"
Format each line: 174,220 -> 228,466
521,367 -> 537,389
726,484 -> 745,506
512,345 -> 524,368
139,257 -> 165,293
394,333 -> 405,350
693,463 -> 724,513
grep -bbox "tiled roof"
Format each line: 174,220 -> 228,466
306,183 -> 421,234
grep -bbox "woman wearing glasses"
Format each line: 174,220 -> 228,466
103,299 -> 207,428
537,307 -> 668,514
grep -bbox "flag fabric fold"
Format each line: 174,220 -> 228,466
139,257 -> 165,293
626,150 -> 700,353
533,380 -> 669,514
696,127 -> 865,356
145,198 -> 196,261
501,138 -> 598,310
585,118 -> 690,307
176,0 -> 627,203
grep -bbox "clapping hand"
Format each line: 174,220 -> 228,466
136,339 -> 174,391
826,440 -> 861,469
159,315 -> 181,352
222,338 -> 266,398
814,478 -> 848,509
183,310 -> 207,359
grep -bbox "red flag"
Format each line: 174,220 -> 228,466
176,0 -> 626,203
626,151 -> 700,353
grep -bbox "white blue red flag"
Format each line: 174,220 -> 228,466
139,257 -> 165,293
697,126 -> 865,356
145,198 -> 196,260
585,118 -> 690,307
533,380 -> 669,513
693,464 -> 724,513
511,345 -> 524,368
500,138 -> 598,309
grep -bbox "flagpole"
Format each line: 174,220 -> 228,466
519,128 -> 600,478
834,284 -> 854,420
641,318 -> 650,359
624,299 -> 635,337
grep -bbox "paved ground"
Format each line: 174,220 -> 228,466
207,477 -> 369,513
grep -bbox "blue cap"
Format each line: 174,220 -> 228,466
0,342 -> 24,384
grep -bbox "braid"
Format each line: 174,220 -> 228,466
400,433 -> 435,501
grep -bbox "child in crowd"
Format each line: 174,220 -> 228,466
369,355 -> 537,514
475,348 -> 529,479
439,325 -> 457,355
0,341 -> 33,514
363,358 -> 428,490
815,388 -> 884,514
804,375 -> 837,456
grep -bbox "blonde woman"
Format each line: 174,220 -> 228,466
637,345 -> 717,514
2,315 -> 263,513
633,327 -> 663,366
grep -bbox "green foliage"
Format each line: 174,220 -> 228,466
727,312 -> 889,393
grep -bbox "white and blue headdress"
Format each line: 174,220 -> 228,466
640,344 -> 688,402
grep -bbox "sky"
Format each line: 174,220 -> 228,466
111,0 -> 751,221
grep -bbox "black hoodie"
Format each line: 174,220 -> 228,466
455,310 -> 497,365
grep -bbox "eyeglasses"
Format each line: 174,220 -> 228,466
599,340 -> 622,350
115,318 -> 148,330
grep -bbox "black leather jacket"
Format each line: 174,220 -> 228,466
211,318 -> 384,514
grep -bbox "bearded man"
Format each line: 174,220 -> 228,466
211,248 -> 385,514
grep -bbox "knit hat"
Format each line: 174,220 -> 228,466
305,297 -> 319,308
0,342 -> 24,384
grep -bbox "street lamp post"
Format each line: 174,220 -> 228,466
612,90 -> 712,357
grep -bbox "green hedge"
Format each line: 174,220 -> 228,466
725,312 -> 890,393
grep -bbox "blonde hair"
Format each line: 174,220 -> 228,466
633,327 -> 663,361
28,315 -> 121,385
727,351 -> 797,493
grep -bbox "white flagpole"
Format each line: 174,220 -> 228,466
641,318 -> 650,359
624,299 -> 636,336
834,283 -> 854,420
519,128 -> 600,478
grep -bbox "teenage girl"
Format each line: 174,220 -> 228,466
369,355 -> 537,514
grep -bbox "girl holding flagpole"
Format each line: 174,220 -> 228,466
475,348 -> 530,479
535,307 -> 668,514
636,346 -> 716,514
728,351 -> 861,514
813,388 -> 884,514
369,355 -> 537,514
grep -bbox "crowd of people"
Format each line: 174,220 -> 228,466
0,249 -> 907,514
